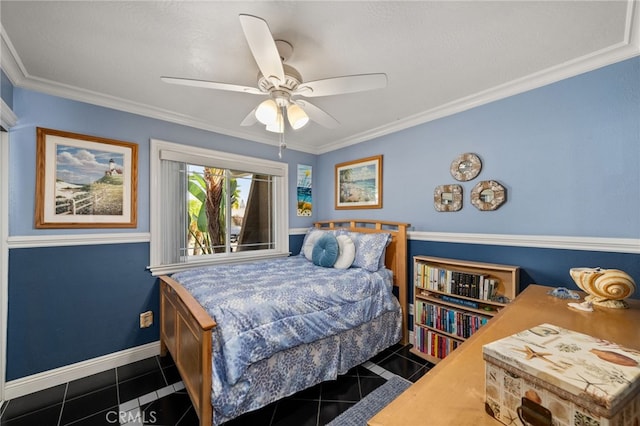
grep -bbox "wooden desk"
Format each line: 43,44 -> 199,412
369,285 -> 640,426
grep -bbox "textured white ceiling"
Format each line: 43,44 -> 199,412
1,1 -> 638,153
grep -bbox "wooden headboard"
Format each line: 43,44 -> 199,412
314,219 -> 410,344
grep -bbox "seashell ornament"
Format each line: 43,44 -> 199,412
589,349 -> 638,367
569,267 -> 636,309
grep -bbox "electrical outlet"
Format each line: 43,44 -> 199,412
409,303 -> 414,316
139,311 -> 153,328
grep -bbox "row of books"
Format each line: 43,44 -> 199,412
414,327 -> 461,360
415,263 -> 499,301
416,302 -> 489,339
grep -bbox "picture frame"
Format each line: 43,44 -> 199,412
450,152 -> 482,182
434,184 -> 463,212
470,180 -> 507,211
335,155 -> 382,209
35,127 -> 138,228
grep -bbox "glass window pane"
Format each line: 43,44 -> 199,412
235,174 -> 274,252
185,166 -> 274,258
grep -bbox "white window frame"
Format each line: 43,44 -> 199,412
148,139 -> 289,276
0,130 -> 8,405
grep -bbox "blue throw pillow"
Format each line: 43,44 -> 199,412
312,233 -> 339,267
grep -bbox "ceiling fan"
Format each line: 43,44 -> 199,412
161,14 -> 387,134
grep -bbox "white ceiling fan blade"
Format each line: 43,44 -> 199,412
239,14 -> 285,88
240,108 -> 258,126
161,76 -> 264,95
294,73 -> 387,98
294,100 -> 340,129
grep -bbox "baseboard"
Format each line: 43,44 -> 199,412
3,341 -> 161,400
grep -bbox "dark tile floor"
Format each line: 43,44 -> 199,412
0,344 -> 432,426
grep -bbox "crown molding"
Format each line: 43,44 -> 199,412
0,99 -> 16,130
317,1 -> 640,154
2,3 -> 639,155
0,25 -> 25,87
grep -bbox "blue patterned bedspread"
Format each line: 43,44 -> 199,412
171,256 -> 399,386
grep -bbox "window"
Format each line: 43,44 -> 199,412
149,139 -> 289,275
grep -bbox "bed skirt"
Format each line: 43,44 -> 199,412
212,309 -> 402,424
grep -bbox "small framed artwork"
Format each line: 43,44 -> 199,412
297,164 -> 312,216
35,127 -> 138,228
471,180 -> 507,211
434,184 -> 462,212
335,155 -> 382,209
450,153 -> 482,182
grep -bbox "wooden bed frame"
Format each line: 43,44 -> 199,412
159,219 -> 409,426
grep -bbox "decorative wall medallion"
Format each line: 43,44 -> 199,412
450,153 -> 482,182
471,180 -> 506,211
434,184 -> 462,212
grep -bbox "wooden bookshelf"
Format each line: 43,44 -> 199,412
411,256 -> 519,364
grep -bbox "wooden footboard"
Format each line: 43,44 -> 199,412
159,275 -> 216,426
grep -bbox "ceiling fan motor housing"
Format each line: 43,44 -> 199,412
258,64 -> 302,103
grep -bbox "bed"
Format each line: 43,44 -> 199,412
159,219 -> 410,426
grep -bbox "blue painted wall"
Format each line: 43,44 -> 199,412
407,240 -> 640,300
7,243 -> 155,380
4,56 -> 640,380
317,57 -> 640,238
5,87 -> 317,379
9,88 -> 317,237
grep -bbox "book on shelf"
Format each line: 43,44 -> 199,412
414,327 -> 463,359
415,263 -> 500,301
416,301 -> 490,339
441,294 -> 479,309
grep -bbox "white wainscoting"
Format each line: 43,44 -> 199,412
293,227 -> 640,254
408,231 -> 640,254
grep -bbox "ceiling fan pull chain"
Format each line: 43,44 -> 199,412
278,106 -> 287,159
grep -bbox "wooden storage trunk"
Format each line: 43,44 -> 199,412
482,323 -> 640,426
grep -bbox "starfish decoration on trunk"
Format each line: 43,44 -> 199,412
515,345 -> 564,368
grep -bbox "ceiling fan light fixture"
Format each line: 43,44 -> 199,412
255,99 -> 278,125
287,104 -> 310,130
265,110 -> 284,133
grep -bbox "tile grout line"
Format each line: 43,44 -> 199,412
174,405 -> 195,426
56,382 -> 69,426
315,395 -> 322,426
117,381 -> 184,418
357,367 -> 364,400
154,355 -> 169,386
115,366 -> 121,406
62,403 -> 120,426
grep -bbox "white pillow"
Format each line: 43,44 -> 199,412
302,229 -> 323,261
333,235 -> 356,269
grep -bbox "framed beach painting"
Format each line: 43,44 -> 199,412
35,127 -> 138,228
297,164 -> 312,216
335,155 -> 382,209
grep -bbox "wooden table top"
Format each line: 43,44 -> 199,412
368,284 -> 640,426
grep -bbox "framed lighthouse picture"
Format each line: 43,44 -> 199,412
35,127 -> 138,228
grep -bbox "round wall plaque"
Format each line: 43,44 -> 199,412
471,180 -> 506,211
450,153 -> 482,182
